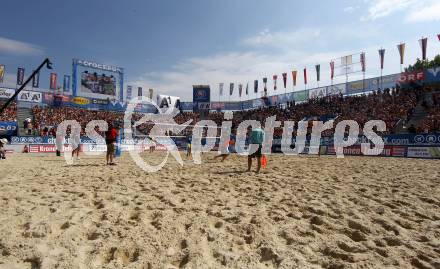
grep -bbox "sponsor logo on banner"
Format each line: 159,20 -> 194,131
425,67 -> 440,83
198,102 -> 210,110
309,87 -> 326,99
327,84 -> 346,95
72,97 -> 90,105
398,71 -> 424,83
75,59 -> 124,73
0,121 -> 18,135
91,98 -> 109,105
18,90 -> 42,103
29,145 -> 73,153
0,88 -> 15,99
407,147 -> 440,159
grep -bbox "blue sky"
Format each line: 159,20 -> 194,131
0,0 -> 439,100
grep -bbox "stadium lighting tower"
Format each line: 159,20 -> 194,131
0,58 -> 52,114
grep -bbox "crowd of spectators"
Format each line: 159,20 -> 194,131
0,86 -> 431,138
0,102 -> 17,122
420,90 -> 440,133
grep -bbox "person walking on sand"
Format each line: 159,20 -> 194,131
214,138 -> 234,162
247,126 -> 265,173
105,122 -> 118,165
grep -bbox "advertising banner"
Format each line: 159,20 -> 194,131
293,90 -> 308,102
425,67 -> 440,84
0,122 -> 18,136
193,85 -> 210,102
0,88 -> 15,99
347,80 -> 368,94
407,147 -> 440,159
398,71 -> 424,84
72,59 -> 124,101
327,83 -> 346,95
309,87 -> 326,99
17,90 -> 42,103
63,75 -> 70,92
32,71 -> 40,88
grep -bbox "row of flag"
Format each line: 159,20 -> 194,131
219,35 -> 440,97
0,65 -> 71,92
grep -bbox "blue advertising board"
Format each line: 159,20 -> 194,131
0,122 -> 18,136
193,86 -> 210,103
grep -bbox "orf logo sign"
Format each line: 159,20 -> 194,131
398,71 -> 424,83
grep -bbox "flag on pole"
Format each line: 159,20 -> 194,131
50,73 -> 57,90
360,53 -> 366,72
292,71 -> 297,86
303,68 -> 307,85
0,65 -> 4,83
263,77 -> 268,96
62,75 -> 70,91
419,37 -> 428,60
245,83 -> 249,95
254,80 -> 258,93
273,75 -> 278,90
32,71 -> 40,88
17,68 -> 24,85
438,34 -> 440,41
397,43 -> 405,65
315,64 -> 320,82
219,83 -> 224,96
229,83 -> 234,95
330,61 -> 335,79
282,73 -> 287,89
127,86 -> 132,100
138,87 -> 142,97
378,49 -> 385,69
238,84 -> 243,97
149,89 -> 154,99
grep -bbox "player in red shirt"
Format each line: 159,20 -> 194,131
105,123 -> 118,165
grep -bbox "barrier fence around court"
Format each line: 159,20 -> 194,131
8,133 -> 440,159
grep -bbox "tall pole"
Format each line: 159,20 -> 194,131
0,58 -> 52,114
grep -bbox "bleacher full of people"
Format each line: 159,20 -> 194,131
1,85 -> 437,138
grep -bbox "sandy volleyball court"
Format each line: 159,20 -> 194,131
0,153 -> 439,269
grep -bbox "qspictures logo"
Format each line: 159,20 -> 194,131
55,96 -> 386,172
